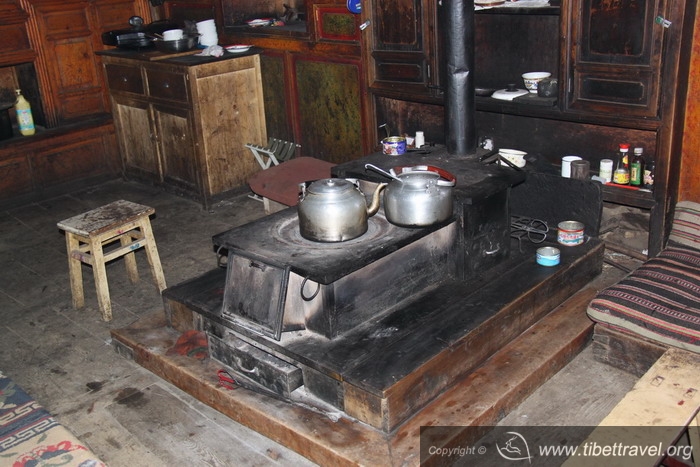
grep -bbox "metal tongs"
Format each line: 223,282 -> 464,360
365,163 -> 402,182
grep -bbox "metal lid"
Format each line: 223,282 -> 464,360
307,178 -> 354,194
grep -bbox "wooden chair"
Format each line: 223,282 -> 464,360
57,200 -> 166,321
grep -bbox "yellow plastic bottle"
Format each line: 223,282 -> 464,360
14,89 -> 35,136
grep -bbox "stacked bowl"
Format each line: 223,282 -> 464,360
197,19 -> 218,46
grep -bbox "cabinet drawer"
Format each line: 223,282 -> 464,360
146,69 -> 188,102
105,64 -> 144,95
373,52 -> 426,84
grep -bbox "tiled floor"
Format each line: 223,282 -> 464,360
0,180 -> 641,466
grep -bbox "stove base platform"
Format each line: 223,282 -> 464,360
111,286 -> 596,466
161,238 -> 604,432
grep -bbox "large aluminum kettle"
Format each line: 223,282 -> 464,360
297,178 -> 386,242
366,164 -> 456,227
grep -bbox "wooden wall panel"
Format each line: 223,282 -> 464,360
679,2 -> 700,203
260,53 -> 293,142
294,57 -> 364,163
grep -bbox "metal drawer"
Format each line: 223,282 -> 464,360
105,64 -> 144,95
146,69 -> 188,102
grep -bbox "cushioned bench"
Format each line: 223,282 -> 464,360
587,201 -> 700,367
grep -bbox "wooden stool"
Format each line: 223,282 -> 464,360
57,200 -> 167,321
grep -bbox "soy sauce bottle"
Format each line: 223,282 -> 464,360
613,143 -> 630,185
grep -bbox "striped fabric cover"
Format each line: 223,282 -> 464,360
587,247 -> 700,353
668,200 -> 700,250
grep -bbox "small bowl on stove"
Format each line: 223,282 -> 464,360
497,148 -> 527,168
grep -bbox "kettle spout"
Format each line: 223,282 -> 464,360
367,183 -> 387,217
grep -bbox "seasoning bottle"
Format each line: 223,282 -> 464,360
613,145 -> 630,185
618,143 -> 630,169
14,89 -> 35,136
630,147 -> 645,186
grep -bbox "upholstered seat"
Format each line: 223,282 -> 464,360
587,201 -> 700,353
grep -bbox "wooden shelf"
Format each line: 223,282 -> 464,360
475,5 -> 560,15
602,184 -> 655,210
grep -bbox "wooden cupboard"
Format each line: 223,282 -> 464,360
100,50 -> 267,209
366,0 -> 696,256
18,0 -> 151,127
212,0 -> 373,162
0,0 -> 147,206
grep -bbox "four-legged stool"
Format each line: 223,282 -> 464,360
57,200 -> 167,321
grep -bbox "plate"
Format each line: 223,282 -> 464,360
247,18 -> 272,27
491,88 -> 529,101
226,45 -> 252,53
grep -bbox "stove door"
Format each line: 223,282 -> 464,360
222,252 -> 290,340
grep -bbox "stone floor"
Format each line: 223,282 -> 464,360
0,179 -> 645,466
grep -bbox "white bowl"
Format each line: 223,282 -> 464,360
162,29 -> 184,41
522,72 -> 551,93
498,148 -> 527,168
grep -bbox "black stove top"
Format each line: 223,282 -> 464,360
213,148 -> 524,285
213,208 -> 451,284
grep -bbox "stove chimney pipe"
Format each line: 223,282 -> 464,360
443,0 -> 477,156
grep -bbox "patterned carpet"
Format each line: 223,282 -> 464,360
0,372 -> 105,467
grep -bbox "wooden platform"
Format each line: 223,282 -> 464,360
565,347 -> 700,466
112,278 -> 601,465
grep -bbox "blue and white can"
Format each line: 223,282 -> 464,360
537,246 -> 560,267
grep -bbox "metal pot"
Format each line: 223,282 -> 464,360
153,35 -> 198,53
366,164 -> 456,227
297,178 -> 386,242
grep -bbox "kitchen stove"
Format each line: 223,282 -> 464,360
185,150 -> 568,432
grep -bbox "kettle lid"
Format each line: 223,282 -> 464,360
307,178 -> 354,194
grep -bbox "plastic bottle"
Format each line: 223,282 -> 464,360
630,147 -> 645,186
14,89 -> 35,136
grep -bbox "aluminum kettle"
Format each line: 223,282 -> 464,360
297,178 -> 386,242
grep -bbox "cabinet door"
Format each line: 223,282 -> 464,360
566,0 -> 667,117
26,0 -> 108,126
111,96 -> 160,178
368,0 -> 438,99
194,60 -> 267,196
152,103 -> 198,191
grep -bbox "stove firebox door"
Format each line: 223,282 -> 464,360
221,253 -> 290,340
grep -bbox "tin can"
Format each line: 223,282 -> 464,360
557,220 -> 585,246
537,246 -> 560,266
382,136 -> 406,155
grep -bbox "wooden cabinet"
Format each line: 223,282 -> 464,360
19,0 -> 150,127
100,51 -> 268,208
0,1 -> 129,206
565,0 -> 667,118
366,0 -> 442,102
217,0 -> 372,161
367,0 -> 695,256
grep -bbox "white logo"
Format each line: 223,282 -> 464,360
496,431 -> 533,463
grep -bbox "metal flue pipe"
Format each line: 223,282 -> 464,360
443,0 -> 477,156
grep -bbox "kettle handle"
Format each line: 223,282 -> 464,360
393,165 -> 457,187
